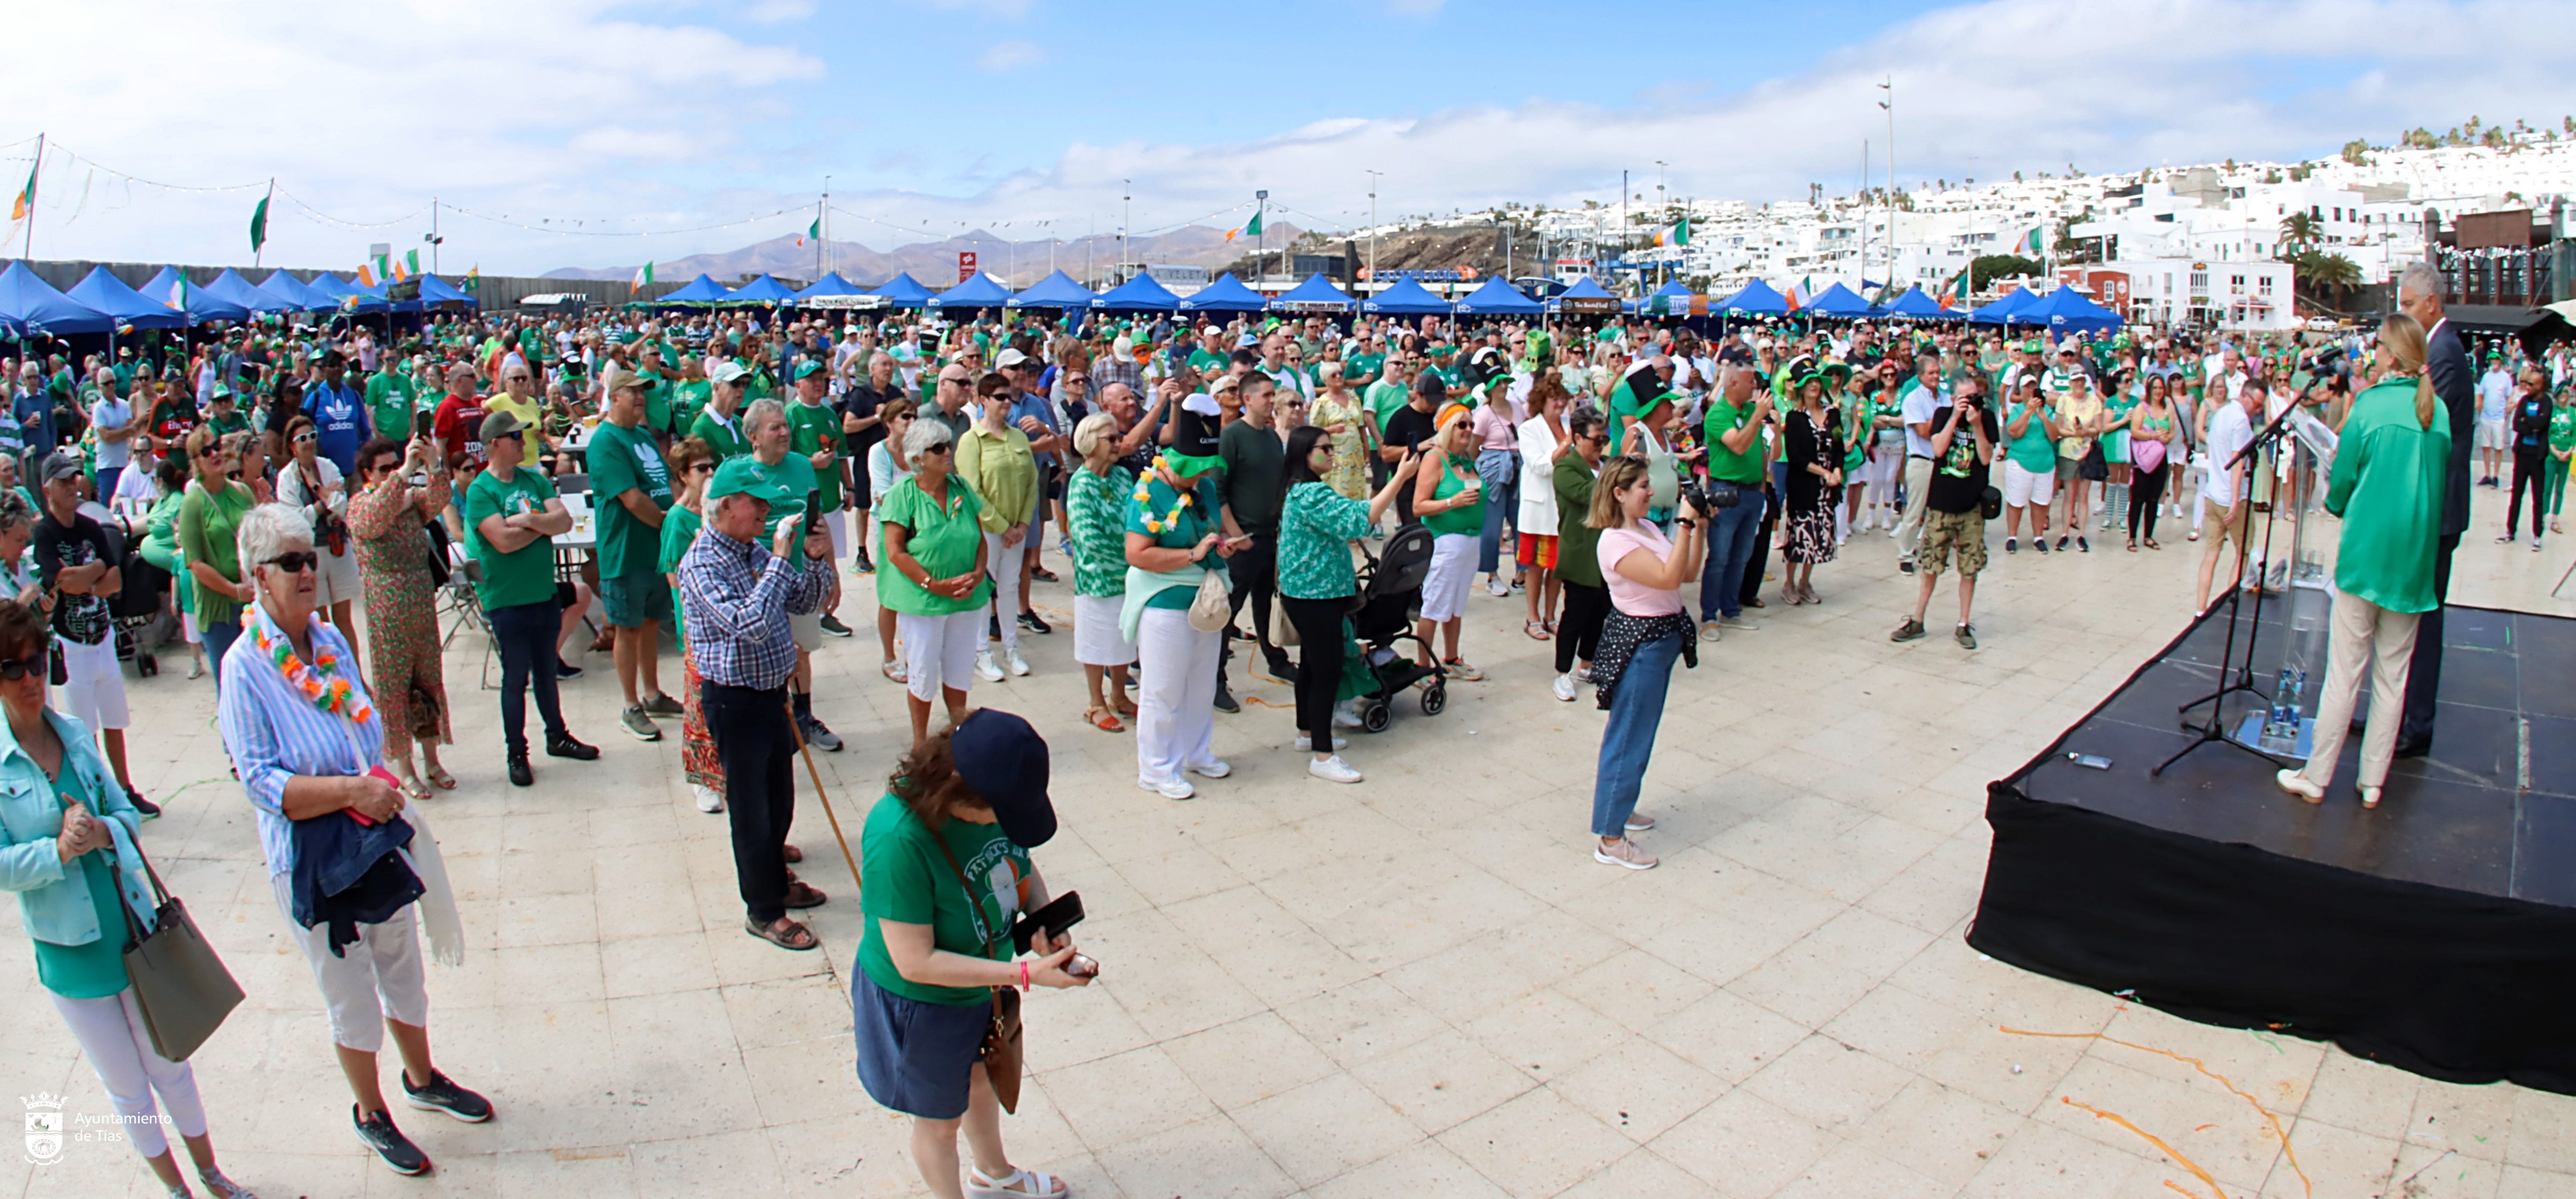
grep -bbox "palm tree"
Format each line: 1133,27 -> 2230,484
2277,211 -> 2321,255
2292,250 -> 2362,313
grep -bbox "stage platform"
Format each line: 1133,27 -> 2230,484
1967,599 -> 2576,1094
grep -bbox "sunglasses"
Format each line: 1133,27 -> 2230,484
264,551 -> 320,574
921,443 -> 955,456
0,653 -> 43,682
292,432 -> 317,444
684,461 -> 715,476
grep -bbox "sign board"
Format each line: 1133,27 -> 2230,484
799,295 -> 890,311
958,252 -> 978,282
2456,209 -> 2536,250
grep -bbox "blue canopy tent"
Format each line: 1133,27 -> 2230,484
412,274 -> 479,309
791,273 -> 870,300
1175,273 -> 1267,313
1641,279 -> 1696,316
257,270 -> 335,312
1360,276 -> 1451,316
1089,273 -> 1180,313
1968,286 -> 2041,325
1004,270 -> 1100,311
1882,288 -> 1950,320
306,272 -> 390,314
2022,284 -> 2125,333
141,267 -> 250,324
204,269 -> 292,315
1714,279 -> 1790,315
0,263 -> 114,338
721,274 -> 798,304
1547,275 -> 1622,315
927,272 -> 1016,311
656,274 -> 733,306
1454,277 -> 1542,316
1802,282 -> 1875,318
67,267 -> 187,331
869,272 -> 936,309
1266,274 -> 1356,313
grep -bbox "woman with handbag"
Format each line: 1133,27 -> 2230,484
1585,456 -> 1708,871
2053,371 -> 2105,553
1122,394 -> 1242,802
0,597 -> 259,1198
2122,376 -> 2178,551
1277,426 -> 1419,784
346,436 -> 454,802
276,416 -> 365,669
216,503 -> 488,1179
855,711 -> 1089,1199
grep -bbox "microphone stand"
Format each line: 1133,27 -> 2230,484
2154,397 -> 2303,777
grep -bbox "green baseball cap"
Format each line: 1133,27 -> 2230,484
706,457 -> 795,507
794,359 -> 828,381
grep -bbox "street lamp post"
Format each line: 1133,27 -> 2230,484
1365,170 -> 1382,288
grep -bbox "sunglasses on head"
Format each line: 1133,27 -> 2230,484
265,551 -> 320,574
0,652 -> 44,682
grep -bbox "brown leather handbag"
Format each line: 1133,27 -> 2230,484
929,830 -> 1026,1113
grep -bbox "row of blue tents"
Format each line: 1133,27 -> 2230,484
643,266 -> 1557,317
0,261 -> 483,339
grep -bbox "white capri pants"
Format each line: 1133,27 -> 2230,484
55,636 -> 129,732
269,872 -> 429,1055
1419,533 -> 1476,623
1135,607 -> 1221,788
2294,589 -> 2423,794
52,987 -> 208,1159
821,510 -> 848,561
1074,594 -> 1137,667
981,532 -> 1020,654
1862,450 -> 1900,507
312,543 -> 362,609
2002,459 -> 2057,509
898,610 -> 984,703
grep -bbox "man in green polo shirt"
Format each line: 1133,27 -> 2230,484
590,369 -> 684,742
691,361 -> 753,460
1698,365 -> 1771,628
463,408 -> 600,785
783,360 -> 853,635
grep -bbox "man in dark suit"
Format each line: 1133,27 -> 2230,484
2392,261 -> 2473,755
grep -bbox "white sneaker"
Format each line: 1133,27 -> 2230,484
1485,576 -> 1511,598
1006,648 -> 1031,677
1289,734 -> 1350,751
1308,755 -> 1364,784
1553,672 -> 1578,702
1139,776 -> 1196,800
2275,769 -> 2325,803
1331,701 -> 1364,729
1572,665 -> 1593,684
1189,758 -> 1232,779
693,785 -> 724,813
974,650 -> 1005,682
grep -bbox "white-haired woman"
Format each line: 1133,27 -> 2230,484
215,504 -> 485,1178
1065,413 -> 1137,732
876,419 -> 993,749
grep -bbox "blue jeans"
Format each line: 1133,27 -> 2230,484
1475,449 -> 1518,574
202,617 -> 241,688
487,600 -> 567,755
1697,492 -> 1765,621
1592,630 -> 1681,837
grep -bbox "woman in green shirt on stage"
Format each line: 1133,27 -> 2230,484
2277,315 -> 2451,813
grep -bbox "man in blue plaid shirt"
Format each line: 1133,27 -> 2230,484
678,457 -> 833,951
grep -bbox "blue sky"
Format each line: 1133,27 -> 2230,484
2,0 -> 2572,273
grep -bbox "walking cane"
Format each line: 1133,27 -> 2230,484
785,700 -> 862,896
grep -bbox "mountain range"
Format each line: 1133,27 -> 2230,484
543,222 -> 1309,289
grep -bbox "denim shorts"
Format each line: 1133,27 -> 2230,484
599,567 -> 671,628
852,969 -> 990,1120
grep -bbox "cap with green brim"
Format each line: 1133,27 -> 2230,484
794,359 -> 828,381
706,457 -> 795,506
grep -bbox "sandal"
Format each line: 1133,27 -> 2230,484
784,844 -> 803,864
400,776 -> 434,803
2145,538 -> 2161,551
1524,620 -> 1551,641
1111,698 -> 1137,719
426,765 -> 457,791
967,1165 -> 1067,1198
2127,539 -> 2139,552
1803,584 -> 1823,605
1029,566 -> 1059,583
782,881 -> 828,910
745,917 -> 817,951
1086,705 -> 1125,733
1441,659 -> 1484,682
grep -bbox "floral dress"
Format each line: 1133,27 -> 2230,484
1308,390 -> 1371,499
1065,464 -> 1134,598
1782,406 -> 1843,565
346,470 -> 453,759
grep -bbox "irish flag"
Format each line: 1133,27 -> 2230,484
631,262 -> 654,294
1941,269 -> 1968,309
1225,211 -> 1263,243
165,272 -> 193,311
8,164 -> 32,222
1648,217 -> 1690,248
796,217 -> 817,248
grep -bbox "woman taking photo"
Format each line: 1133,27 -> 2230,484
0,596 -> 258,1198
854,710 -> 1088,1199
870,399 -> 919,681
1411,403 -> 1487,682
1780,373 -> 1843,605
956,372 -> 1038,682
1277,426 -> 1418,784
175,425 -> 257,683
1586,457 -> 1707,871
1121,401 -> 1240,801
346,435 -> 455,802
2123,375 -> 2178,551
2276,315 -> 2451,811
1550,408 -> 1611,702
216,504 -> 486,1177
1064,414 -> 1137,734
277,415 -> 364,663
1516,373 -> 1572,639
879,420 -> 994,749
1470,376 -> 1521,598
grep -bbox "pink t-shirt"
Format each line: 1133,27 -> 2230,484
1472,405 -> 1518,454
1597,523 -> 1684,616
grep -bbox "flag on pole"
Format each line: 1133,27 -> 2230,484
165,273 -> 193,311
356,261 -> 378,288
2026,226 -> 2045,255
631,262 -> 653,294
462,266 -> 480,293
797,217 -> 817,247
1648,217 -> 1690,248
1943,269 -> 1969,309
1225,211 -> 1263,243
248,195 -> 270,254
9,164 -> 33,222
404,248 -> 420,277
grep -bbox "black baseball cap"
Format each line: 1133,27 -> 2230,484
950,710 -> 1056,847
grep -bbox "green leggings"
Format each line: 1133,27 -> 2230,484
2550,456 -> 2569,516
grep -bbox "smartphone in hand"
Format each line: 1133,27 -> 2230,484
1011,890 -> 1085,955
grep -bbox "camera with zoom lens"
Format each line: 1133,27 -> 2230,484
1676,479 -> 1740,515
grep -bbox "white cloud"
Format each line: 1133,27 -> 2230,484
743,0 -> 817,22
934,0 -> 1040,19
976,39 -> 1048,72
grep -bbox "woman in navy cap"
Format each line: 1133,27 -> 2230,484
854,709 -> 1089,1199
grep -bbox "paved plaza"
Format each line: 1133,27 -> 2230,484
6,492 -> 2574,1199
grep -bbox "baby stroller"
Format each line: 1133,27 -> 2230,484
100,522 -> 168,677
1344,522 -> 1446,732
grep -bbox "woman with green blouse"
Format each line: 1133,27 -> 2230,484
879,420 -> 995,749
174,424 -> 257,684
1277,425 -> 1418,784
2277,316 -> 2451,811
1064,414 -> 1137,733
1411,404 -> 1487,680
955,373 -> 1038,681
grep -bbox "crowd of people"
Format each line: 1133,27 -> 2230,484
0,267 -> 2565,1192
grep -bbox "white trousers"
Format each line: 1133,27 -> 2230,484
56,636 -> 128,732
2296,590 -> 2422,794
52,987 -> 207,1159
1894,457 -> 1934,558
1862,451 -> 1900,511
897,610 -> 984,703
269,872 -> 428,1054
982,532 -> 1020,654
1135,608 -> 1220,787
